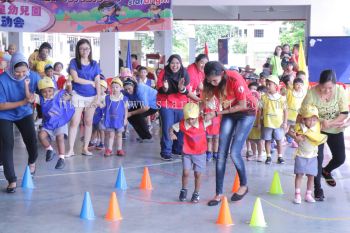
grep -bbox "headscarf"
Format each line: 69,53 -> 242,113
5,52 -> 29,81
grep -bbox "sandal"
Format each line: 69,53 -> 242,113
29,163 -> 36,175
322,169 -> 336,187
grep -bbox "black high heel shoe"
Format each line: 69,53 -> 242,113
6,183 -> 17,193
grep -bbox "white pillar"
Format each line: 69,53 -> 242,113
188,38 -> 196,64
154,30 -> 172,61
8,32 -> 24,53
100,32 -> 119,77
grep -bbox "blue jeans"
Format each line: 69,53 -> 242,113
215,113 -> 255,195
159,107 -> 184,156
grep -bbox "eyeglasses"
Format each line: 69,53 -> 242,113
79,48 -> 91,52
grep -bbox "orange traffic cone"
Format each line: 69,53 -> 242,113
105,192 -> 122,221
140,167 -> 153,190
216,196 -> 234,226
231,172 -> 240,193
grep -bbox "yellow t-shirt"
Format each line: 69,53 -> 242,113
287,88 -> 306,122
28,51 -> 52,75
261,93 -> 286,129
302,84 -> 349,134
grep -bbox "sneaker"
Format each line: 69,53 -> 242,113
277,157 -> 285,164
191,192 -> 200,203
322,169 -> 336,187
314,188 -> 325,201
305,191 -> 316,203
104,149 -> 112,157
0,164 -> 3,172
247,154 -> 255,161
265,157 -> 272,164
179,188 -> 187,201
95,143 -> 104,150
294,192 -> 302,204
46,150 -> 56,162
116,150 -> 125,156
136,138 -> 143,142
206,151 -> 213,162
161,154 -> 173,161
55,158 -> 65,169
88,142 -> 96,149
257,156 -> 263,162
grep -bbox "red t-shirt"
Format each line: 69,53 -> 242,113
222,70 -> 257,114
156,69 -> 189,109
187,63 -> 204,94
179,118 -> 207,155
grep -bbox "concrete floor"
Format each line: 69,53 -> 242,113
0,125 -> 350,233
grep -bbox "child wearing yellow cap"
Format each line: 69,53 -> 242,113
169,102 -> 211,203
261,75 -> 288,164
30,77 -> 74,169
103,77 -> 128,157
288,105 -> 327,204
89,79 -> 108,150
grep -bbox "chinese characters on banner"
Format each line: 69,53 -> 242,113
0,0 -> 172,32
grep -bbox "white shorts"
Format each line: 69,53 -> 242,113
72,91 -> 96,108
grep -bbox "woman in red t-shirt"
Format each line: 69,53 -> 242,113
187,54 -> 208,97
204,61 -> 257,206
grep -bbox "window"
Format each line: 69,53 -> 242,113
254,29 -> 264,38
244,29 -> 248,37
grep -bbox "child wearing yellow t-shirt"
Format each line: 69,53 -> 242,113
288,105 -> 327,204
261,75 -> 288,164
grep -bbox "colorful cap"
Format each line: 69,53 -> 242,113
38,77 -> 55,90
266,75 -> 280,85
120,67 -> 132,78
183,102 -> 200,120
44,63 -> 54,71
100,79 -> 108,89
299,105 -> 319,118
111,77 -> 123,87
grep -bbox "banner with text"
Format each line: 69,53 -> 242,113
0,0 -> 172,32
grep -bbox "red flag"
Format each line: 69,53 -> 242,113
204,42 -> 209,55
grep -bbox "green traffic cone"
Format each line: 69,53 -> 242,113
250,197 -> 267,227
269,171 -> 284,195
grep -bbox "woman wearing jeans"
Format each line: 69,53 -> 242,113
302,70 -> 348,201
203,61 -> 257,206
0,53 -> 40,193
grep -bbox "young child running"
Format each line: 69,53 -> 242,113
90,79 -> 108,150
289,105 -> 327,204
104,77 -> 128,157
261,75 -> 288,164
27,77 -> 74,169
169,102 -> 210,203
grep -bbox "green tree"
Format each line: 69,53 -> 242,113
279,21 -> 305,46
194,24 -> 232,53
172,21 -> 189,62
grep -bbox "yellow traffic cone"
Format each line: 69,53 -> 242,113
249,197 -> 267,227
269,171 -> 284,195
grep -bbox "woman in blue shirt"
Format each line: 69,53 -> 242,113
0,52 -> 40,193
123,78 -> 158,142
66,39 -> 101,157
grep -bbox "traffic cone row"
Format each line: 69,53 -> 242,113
216,170 -> 284,228
80,166 -> 153,221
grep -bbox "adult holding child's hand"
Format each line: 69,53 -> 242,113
301,69 -> 348,201
0,52 -> 40,193
67,39 -> 101,157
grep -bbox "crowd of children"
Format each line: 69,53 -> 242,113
0,40 -> 348,206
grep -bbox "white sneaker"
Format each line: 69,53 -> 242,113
257,156 -> 263,162
294,193 -> 302,204
305,191 -> 316,203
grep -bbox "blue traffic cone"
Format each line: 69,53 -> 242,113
21,166 -> 34,189
80,192 -> 95,220
115,166 -> 127,190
